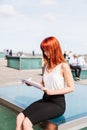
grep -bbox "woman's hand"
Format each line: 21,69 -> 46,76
41,87 -> 54,95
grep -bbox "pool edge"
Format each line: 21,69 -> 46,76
0,98 -> 23,112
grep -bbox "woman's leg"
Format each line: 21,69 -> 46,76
39,121 -> 57,130
16,112 -> 33,130
45,122 -> 57,130
77,66 -> 81,78
16,112 -> 25,130
23,117 -> 33,130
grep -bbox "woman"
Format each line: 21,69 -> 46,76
16,36 -> 74,130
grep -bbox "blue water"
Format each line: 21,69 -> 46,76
0,84 -> 87,125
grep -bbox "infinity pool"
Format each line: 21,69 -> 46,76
0,84 -> 87,130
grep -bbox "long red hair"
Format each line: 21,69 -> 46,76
40,36 -> 66,68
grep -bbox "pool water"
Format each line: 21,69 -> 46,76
1,84 -> 87,130
0,105 -> 87,130
0,104 -> 87,130
0,104 -> 17,130
0,104 -> 42,130
82,128 -> 87,130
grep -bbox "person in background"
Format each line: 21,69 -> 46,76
68,51 -> 73,60
63,51 -> 67,59
5,49 -> 9,58
16,36 -> 74,130
9,49 -> 12,56
78,56 -> 86,68
32,50 -> 35,56
69,54 -> 81,80
63,51 -> 69,62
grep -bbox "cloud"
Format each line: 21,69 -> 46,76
0,4 -> 23,18
41,0 -> 56,5
43,13 -> 57,22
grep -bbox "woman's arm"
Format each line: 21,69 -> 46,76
42,63 -> 74,95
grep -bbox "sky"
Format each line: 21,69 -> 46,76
0,0 -> 87,55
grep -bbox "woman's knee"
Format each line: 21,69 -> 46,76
16,112 -> 25,125
23,117 -> 33,129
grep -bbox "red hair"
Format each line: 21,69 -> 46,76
40,36 -> 66,68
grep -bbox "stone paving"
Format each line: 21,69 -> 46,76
0,58 -> 87,87
0,59 -> 42,86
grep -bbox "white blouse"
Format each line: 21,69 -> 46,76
43,63 -> 65,90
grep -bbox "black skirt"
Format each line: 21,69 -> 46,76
22,93 -> 66,125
